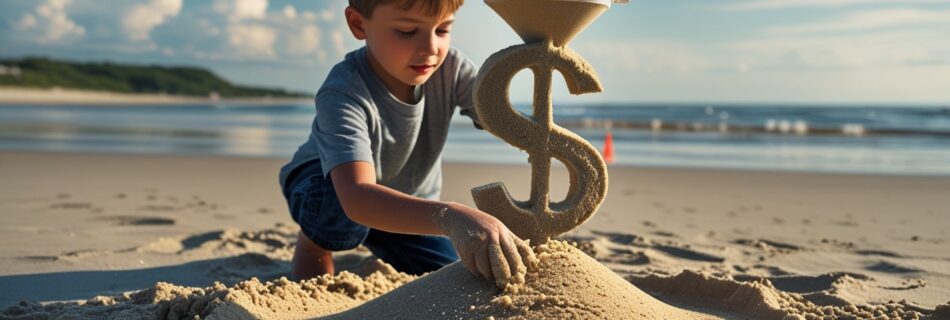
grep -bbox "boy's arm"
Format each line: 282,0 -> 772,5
330,161 -> 536,288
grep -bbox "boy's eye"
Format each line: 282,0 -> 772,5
395,29 -> 416,37
436,29 -> 450,35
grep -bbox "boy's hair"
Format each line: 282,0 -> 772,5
349,0 -> 464,19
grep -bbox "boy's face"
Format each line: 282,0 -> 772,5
347,3 -> 455,87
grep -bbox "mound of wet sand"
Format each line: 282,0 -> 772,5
633,270 -> 936,320
2,240 -> 944,320
0,259 -> 413,320
328,240 -> 710,319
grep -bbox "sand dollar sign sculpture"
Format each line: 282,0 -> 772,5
472,0 -> 623,244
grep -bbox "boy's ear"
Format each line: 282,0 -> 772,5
345,6 -> 368,40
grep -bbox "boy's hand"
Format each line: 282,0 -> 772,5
434,202 -> 538,289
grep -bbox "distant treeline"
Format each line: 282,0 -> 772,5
0,57 -> 309,98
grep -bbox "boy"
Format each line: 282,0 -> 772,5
278,0 -> 535,288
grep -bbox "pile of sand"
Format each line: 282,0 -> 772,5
633,270 -> 938,320
0,260 -> 414,320
330,240 -> 945,320
329,240 -> 710,319
3,240 -> 944,319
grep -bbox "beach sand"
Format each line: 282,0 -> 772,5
1,151 -> 948,319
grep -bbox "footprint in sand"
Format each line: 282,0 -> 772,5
18,249 -> 107,262
854,249 -> 903,258
866,260 -> 923,274
731,272 -> 898,308
832,220 -> 860,227
584,230 -> 722,270
137,224 -> 296,255
603,247 -> 651,265
49,202 -> 94,210
732,264 -> 794,277
138,204 -> 176,211
733,238 -> 804,255
561,235 -> 651,265
653,230 -> 676,237
734,272 -> 870,293
98,215 -> 176,226
590,230 -> 648,246
651,244 -> 725,263
819,238 -> 856,248
881,279 -> 927,290
16,255 -> 59,262
213,214 -> 236,220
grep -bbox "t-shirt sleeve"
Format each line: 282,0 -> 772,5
311,89 -> 374,177
455,52 -> 484,130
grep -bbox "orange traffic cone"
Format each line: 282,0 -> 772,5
602,129 -> 615,164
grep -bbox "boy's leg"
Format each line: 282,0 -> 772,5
362,229 -> 460,275
285,160 -> 370,280
291,230 -> 334,280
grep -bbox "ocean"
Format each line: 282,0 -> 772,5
1,103 -> 948,176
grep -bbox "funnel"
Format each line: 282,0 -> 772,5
486,0 -> 616,47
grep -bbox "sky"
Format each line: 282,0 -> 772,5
1,0 -> 949,104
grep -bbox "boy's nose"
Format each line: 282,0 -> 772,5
418,33 -> 439,56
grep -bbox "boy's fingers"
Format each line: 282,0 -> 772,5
458,245 -> 477,274
515,237 -> 538,270
473,242 -> 493,281
500,235 -> 524,279
488,243 -> 511,288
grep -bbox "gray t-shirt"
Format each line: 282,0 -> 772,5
279,46 -> 480,200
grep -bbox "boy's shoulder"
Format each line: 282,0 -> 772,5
316,46 -> 474,101
442,46 -> 476,79
315,48 -> 371,99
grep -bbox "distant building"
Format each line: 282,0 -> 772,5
208,91 -> 220,101
0,65 -> 22,77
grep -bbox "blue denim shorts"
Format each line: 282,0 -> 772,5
284,160 -> 459,275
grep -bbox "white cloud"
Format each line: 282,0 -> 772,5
730,30 -> 950,69
577,40 -> 711,74
198,19 -> 222,36
301,11 -> 316,21
284,25 -> 320,56
122,0 -> 183,41
205,0 -> 325,60
17,14 -> 37,29
15,0 -> 86,43
723,0 -> 950,11
228,23 -> 277,58
283,5 -> 297,20
330,30 -> 347,56
3,0 -> 350,83
770,8 -> 950,34
214,2 -> 340,61
320,9 -> 336,22
214,0 -> 268,21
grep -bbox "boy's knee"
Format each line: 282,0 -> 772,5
296,231 -> 333,256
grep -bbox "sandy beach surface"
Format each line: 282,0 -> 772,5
0,87 -> 310,105
1,150 -> 948,319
